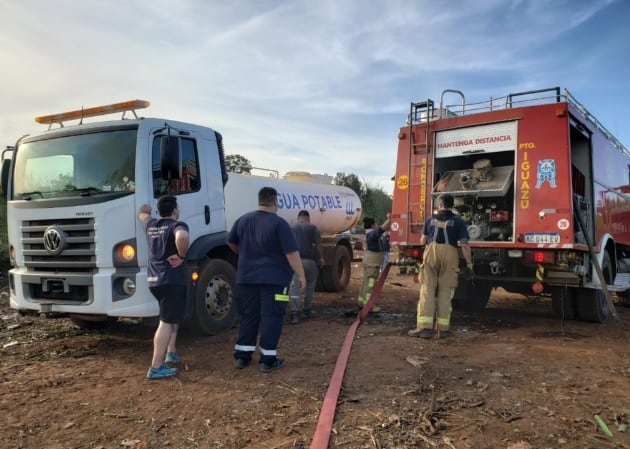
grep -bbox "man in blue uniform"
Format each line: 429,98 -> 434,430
138,196 -> 190,379
228,187 -> 306,372
408,193 -> 472,339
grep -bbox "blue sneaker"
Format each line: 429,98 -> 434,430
164,352 -> 180,367
147,364 -> 177,379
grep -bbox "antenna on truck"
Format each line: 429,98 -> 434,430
152,122 -> 190,136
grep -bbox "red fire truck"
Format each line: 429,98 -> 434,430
390,87 -> 630,322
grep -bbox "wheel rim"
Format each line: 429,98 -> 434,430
204,275 -> 233,320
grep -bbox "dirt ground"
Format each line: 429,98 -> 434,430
1,264 -> 629,449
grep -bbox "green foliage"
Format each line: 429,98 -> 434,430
334,172 -> 363,197
334,172 -> 391,224
225,154 -> 252,174
362,183 -> 392,224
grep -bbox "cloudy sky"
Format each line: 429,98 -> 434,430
1,0 -> 629,193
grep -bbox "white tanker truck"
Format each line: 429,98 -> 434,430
2,100 -> 362,335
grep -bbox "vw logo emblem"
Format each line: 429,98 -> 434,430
43,226 -> 66,255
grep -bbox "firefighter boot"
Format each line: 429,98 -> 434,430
408,328 -> 434,339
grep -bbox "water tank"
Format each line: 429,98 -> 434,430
225,173 -> 362,234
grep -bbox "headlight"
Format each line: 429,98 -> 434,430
115,243 -> 136,263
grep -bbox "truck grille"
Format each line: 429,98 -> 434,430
21,218 -> 96,272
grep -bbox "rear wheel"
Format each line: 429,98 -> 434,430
320,245 -> 351,292
551,286 -> 578,320
452,280 -> 493,311
186,259 -> 238,335
315,272 -> 325,292
576,252 -> 613,323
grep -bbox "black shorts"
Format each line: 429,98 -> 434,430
150,284 -> 187,324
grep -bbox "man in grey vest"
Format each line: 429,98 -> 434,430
288,210 -> 323,324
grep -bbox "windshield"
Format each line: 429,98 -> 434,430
13,128 -> 137,200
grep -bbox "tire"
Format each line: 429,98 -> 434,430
576,252 -> 613,323
452,280 -> 493,311
186,259 -> 238,335
551,287 -> 578,320
320,245 -> 352,292
315,270 -> 325,292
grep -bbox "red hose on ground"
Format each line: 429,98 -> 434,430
309,263 -> 391,449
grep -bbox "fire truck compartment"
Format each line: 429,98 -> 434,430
431,164 -> 514,198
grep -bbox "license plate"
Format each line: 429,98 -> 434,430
524,233 -> 560,244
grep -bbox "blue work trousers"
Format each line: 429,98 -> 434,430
234,283 -> 287,364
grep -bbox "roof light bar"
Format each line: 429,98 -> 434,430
35,99 -> 150,125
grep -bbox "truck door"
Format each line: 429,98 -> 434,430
150,132 -> 225,243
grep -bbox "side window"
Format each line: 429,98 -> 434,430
152,137 -> 200,197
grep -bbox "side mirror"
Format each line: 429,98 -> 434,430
159,136 -> 182,180
1,147 -> 14,197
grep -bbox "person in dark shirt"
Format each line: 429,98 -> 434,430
288,210 -> 323,324
138,196 -> 190,379
379,231 -> 391,273
408,193 -> 472,339
228,187 -> 306,372
357,213 -> 391,312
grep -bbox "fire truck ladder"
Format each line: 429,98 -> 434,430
406,99 -> 434,233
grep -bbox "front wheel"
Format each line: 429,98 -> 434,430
186,259 -> 237,335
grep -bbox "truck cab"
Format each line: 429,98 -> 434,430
4,100 -> 237,334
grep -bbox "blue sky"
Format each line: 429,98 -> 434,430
1,0 -> 629,193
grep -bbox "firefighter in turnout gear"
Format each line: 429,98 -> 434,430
357,213 -> 391,312
408,194 -> 472,339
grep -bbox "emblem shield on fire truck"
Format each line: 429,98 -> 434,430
536,159 -> 557,188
